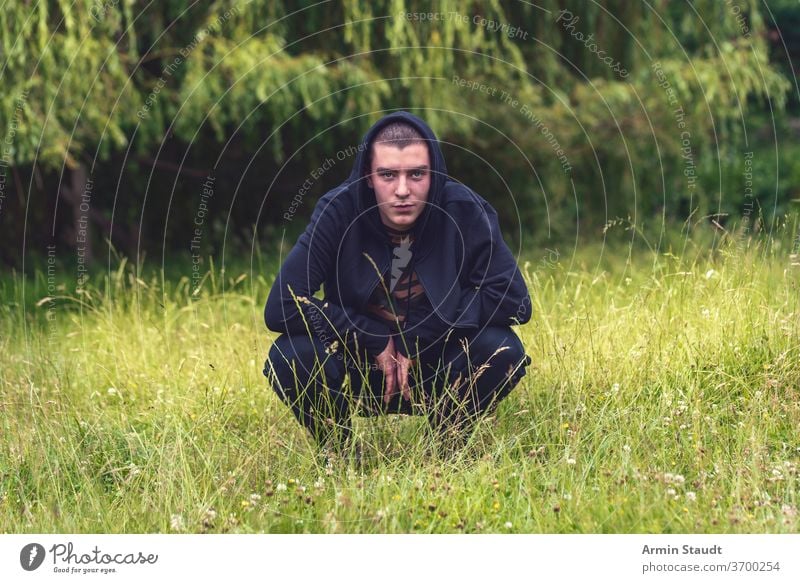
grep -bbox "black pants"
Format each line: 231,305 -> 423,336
263,326 -> 531,446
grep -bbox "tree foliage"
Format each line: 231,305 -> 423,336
0,0 -> 792,264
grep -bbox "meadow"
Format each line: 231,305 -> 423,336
1,224 -> 799,534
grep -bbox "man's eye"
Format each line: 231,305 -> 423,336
411,170 -> 426,179
380,172 -> 394,179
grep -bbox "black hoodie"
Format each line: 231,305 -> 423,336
264,111 -> 532,358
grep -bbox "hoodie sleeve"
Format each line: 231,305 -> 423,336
393,202 -> 531,356
462,202 -> 532,327
264,193 -> 392,358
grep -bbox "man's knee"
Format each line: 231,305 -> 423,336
446,326 -> 530,377
454,326 -> 530,415
263,334 -> 345,397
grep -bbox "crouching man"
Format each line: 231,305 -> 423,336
263,111 -> 532,451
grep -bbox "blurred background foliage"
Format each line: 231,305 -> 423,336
0,0 -> 797,269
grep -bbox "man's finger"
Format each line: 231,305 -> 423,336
383,362 -> 396,404
398,357 -> 411,401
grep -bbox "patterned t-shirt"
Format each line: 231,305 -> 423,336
364,225 -> 430,330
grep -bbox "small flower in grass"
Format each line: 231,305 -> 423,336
170,514 -> 184,532
781,504 -> 797,518
202,508 -> 217,529
622,444 -> 631,453
276,483 -> 287,492
705,269 -> 717,279
686,491 -> 697,502
107,387 -> 118,397
566,457 -> 576,465
663,472 -> 685,486
611,383 -> 620,393
504,521 -> 513,530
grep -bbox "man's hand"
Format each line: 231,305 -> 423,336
375,337 -> 412,404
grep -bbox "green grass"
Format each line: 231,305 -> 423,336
1,225 -> 799,533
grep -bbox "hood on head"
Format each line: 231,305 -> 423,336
348,111 -> 448,240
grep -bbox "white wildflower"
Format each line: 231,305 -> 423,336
664,472 -> 685,485
170,514 -> 184,532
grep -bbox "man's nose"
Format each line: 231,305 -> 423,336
396,176 -> 410,196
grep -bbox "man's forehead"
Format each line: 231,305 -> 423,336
370,142 -> 430,167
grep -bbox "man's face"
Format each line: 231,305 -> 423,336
367,142 -> 431,231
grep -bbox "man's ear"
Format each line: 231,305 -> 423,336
366,174 -> 373,188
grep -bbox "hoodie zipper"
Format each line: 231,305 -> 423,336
359,246 -> 391,313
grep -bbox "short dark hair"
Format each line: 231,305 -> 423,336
372,121 -> 425,149
366,122 -> 427,174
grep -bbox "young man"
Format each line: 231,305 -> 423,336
263,111 -> 532,449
